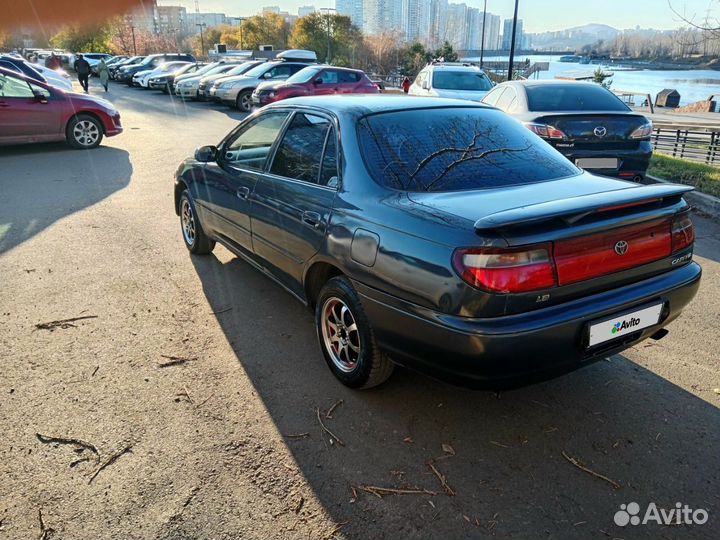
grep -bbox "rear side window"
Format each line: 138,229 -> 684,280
358,108 -> 580,192
270,113 -> 335,185
339,71 -> 360,83
526,84 -> 629,111
495,87 -> 517,111
481,87 -> 505,107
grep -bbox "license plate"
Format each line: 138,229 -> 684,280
588,303 -> 663,347
576,158 -> 618,169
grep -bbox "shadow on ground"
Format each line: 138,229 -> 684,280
0,145 -> 132,254
191,251 -> 719,540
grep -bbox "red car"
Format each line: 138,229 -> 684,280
251,65 -> 379,106
0,66 -> 122,149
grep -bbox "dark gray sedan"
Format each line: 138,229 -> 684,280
174,96 -> 700,388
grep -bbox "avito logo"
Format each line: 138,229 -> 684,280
611,317 -> 640,335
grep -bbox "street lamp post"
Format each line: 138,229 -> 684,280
507,0 -> 519,81
480,0 -> 487,69
131,25 -> 137,56
319,7 -> 336,64
196,22 -> 206,58
238,17 -> 246,50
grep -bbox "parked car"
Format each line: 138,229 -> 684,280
77,53 -> 112,73
213,49 -> 317,111
30,62 -> 73,91
251,65 -> 379,107
132,61 -> 190,88
482,80 -> 653,180
0,66 -> 122,149
0,55 -> 46,83
174,62 -> 242,100
116,53 -> 195,85
410,62 -> 493,101
91,55 -> 127,75
198,60 -> 263,100
173,96 -> 699,389
109,56 -> 145,79
148,62 -> 206,93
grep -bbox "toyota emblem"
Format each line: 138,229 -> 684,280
614,240 -> 629,255
594,126 -> 607,137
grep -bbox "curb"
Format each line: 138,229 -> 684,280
645,175 -> 720,218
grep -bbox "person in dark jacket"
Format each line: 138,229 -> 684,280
45,53 -> 62,70
74,54 -> 91,93
401,77 -> 411,93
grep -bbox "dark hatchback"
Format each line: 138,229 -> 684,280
174,96 -> 700,389
483,80 -> 653,181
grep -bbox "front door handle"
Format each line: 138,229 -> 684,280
237,186 -> 250,200
0,101 -> 9,107
302,211 -> 323,229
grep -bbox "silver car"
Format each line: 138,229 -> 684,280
409,62 -> 494,102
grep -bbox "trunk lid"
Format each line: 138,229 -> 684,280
537,112 -> 648,148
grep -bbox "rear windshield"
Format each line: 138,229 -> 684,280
526,84 -> 629,112
358,107 -> 580,192
432,70 -> 492,91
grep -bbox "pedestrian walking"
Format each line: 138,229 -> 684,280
45,52 -> 62,70
98,59 -> 109,92
74,54 -> 91,93
401,77 -> 411,93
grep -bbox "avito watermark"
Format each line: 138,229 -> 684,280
614,502 -> 709,527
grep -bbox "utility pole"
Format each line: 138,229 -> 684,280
480,0 -> 487,68
238,17 -> 245,50
507,0 -> 519,81
131,25 -> 137,56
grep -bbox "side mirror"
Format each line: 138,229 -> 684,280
421,81 -> 429,90
313,78 -> 323,85
33,90 -> 49,104
263,72 -> 272,79
194,145 -> 217,163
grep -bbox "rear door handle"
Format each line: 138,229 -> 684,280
302,211 -> 323,229
237,186 -> 250,199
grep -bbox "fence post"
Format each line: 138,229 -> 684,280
709,131 -> 716,165
673,129 -> 680,158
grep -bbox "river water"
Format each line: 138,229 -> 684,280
465,54 -> 720,106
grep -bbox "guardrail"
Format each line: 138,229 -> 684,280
651,124 -> 720,165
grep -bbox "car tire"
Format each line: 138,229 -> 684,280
179,191 -> 215,255
66,114 -> 104,149
236,90 -> 252,112
315,276 -> 394,389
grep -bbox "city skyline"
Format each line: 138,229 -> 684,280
157,0 -> 718,32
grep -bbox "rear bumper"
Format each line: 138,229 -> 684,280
555,141 -> 652,178
355,262 -> 701,387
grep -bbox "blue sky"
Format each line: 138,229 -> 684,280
158,0 -> 718,32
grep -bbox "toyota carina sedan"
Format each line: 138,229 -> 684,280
173,96 -> 700,389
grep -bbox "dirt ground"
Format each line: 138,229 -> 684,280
1,82 -> 719,540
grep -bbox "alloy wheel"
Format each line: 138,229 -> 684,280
181,198 -> 196,247
321,297 -> 361,373
72,120 -> 100,147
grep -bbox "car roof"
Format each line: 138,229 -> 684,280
427,64 -> 482,72
266,95 -> 488,117
500,79 -> 600,88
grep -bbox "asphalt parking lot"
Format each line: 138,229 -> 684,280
1,81 -> 719,540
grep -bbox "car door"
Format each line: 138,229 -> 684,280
311,69 -> 341,95
193,111 -> 290,253
251,111 -> 339,296
337,70 -> 361,94
0,72 -> 60,143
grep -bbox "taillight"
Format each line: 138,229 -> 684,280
630,122 -> 653,139
452,244 -> 557,293
524,122 -> 567,140
671,214 -> 694,252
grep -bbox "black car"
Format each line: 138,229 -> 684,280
0,55 -> 46,84
116,53 -> 195,85
109,56 -> 145,80
148,62 -> 205,93
174,96 -> 699,389
482,80 -> 653,181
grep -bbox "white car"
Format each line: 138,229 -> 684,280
409,63 -> 494,102
30,62 -> 73,91
134,61 -> 190,88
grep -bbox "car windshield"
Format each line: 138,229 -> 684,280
285,67 -> 322,84
432,70 -> 493,91
358,107 -> 580,192
191,63 -> 218,76
226,62 -> 256,76
242,62 -> 272,78
204,64 -> 234,76
526,84 -> 630,111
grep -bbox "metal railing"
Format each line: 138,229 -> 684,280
651,124 -> 720,165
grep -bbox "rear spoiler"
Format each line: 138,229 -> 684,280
474,184 -> 693,231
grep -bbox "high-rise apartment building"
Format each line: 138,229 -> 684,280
298,5 -> 316,17
335,0 -> 364,28
156,6 -> 188,34
502,18 -> 524,50
404,0 -> 432,44
363,0 -> 404,36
